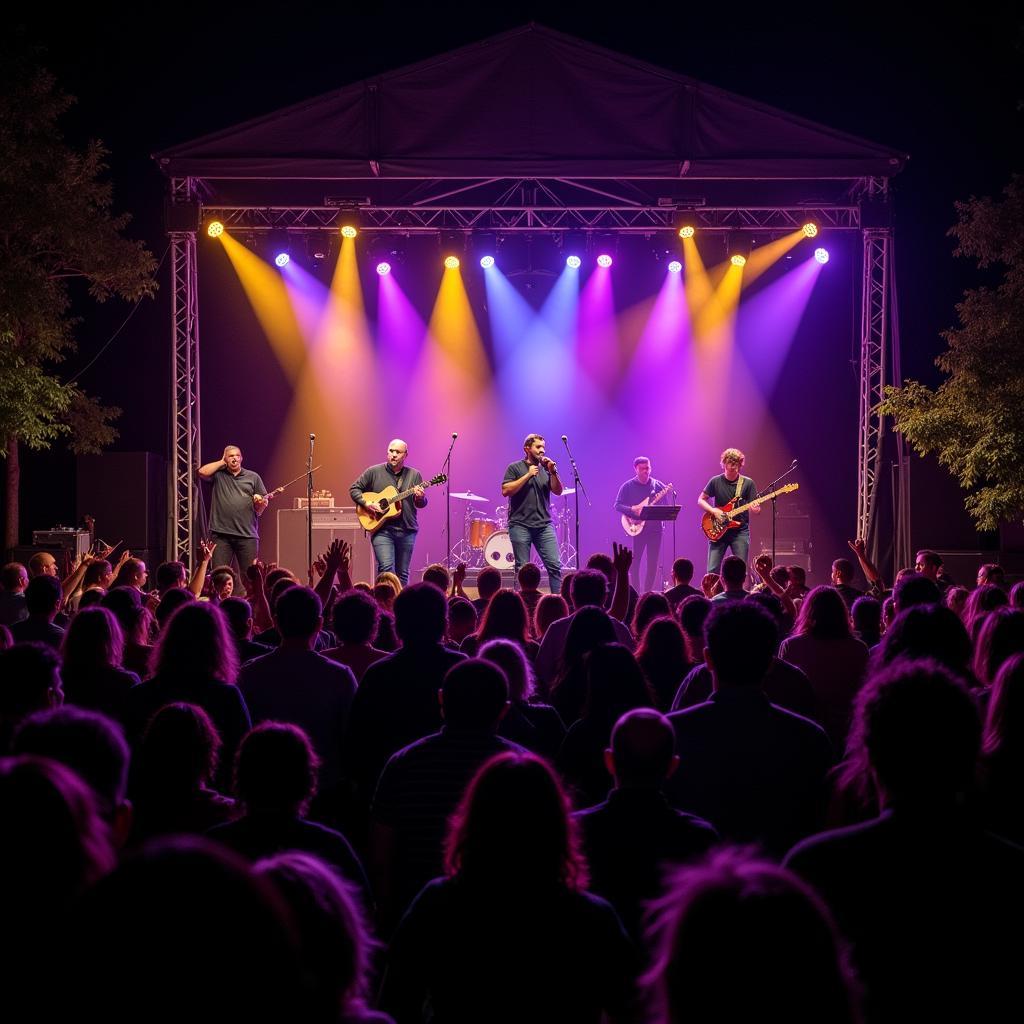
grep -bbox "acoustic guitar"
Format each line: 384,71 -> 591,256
701,483 -> 799,542
620,482 -> 674,537
356,473 -> 448,533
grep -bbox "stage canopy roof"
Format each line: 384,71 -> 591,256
155,23 -> 907,207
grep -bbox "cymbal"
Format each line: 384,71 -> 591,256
451,491 -> 489,502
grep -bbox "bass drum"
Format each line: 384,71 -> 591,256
483,529 -> 517,567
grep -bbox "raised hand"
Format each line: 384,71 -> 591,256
311,556 -> 327,579
453,562 -> 468,584
754,553 -> 773,577
612,541 -> 634,575
848,537 -> 867,558
199,539 -> 216,562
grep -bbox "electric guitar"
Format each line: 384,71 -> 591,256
621,482 -> 674,537
356,474 -> 448,533
701,483 -> 800,542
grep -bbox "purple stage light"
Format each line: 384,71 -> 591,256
376,261 -> 392,275
597,254 -> 613,268
814,248 -> 830,264
480,255 -> 495,269
274,253 -> 290,267
566,255 -> 582,269
668,260 -> 682,273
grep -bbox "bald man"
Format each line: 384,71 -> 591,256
350,439 -> 427,586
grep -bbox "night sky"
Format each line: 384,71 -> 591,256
9,4 -> 1023,564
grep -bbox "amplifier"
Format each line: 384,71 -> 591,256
294,495 -> 335,509
276,508 -> 373,583
32,529 -> 91,559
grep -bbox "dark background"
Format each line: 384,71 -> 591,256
9,4 -> 1023,579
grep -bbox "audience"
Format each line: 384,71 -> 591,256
646,847 -> 860,1024
7,523 -> 1024,1022
575,708 -> 717,942
380,752 -> 639,1023
785,659 -> 1024,1022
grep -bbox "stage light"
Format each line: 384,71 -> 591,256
678,226 -> 695,239
802,223 -> 818,238
207,221 -> 224,238
340,225 -> 358,238
376,261 -> 392,275
444,255 -> 460,270
730,254 -> 746,267
566,255 -> 582,269
668,260 -> 683,273
274,252 -> 290,268
597,254 -> 613,268
814,247 -> 830,264
479,255 -> 495,269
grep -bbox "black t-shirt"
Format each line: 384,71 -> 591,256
703,473 -> 757,528
504,460 -> 553,527
206,467 -> 268,538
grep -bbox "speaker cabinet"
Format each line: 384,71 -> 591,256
276,508 -> 374,584
76,452 -> 166,553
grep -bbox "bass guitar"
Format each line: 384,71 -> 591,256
356,474 -> 448,534
621,482 -> 674,537
701,483 -> 799,542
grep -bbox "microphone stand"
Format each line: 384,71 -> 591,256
758,461 -> 798,564
306,434 -> 316,585
672,487 -> 678,587
561,436 -> 590,569
443,433 -> 458,569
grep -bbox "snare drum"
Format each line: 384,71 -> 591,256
483,529 -> 517,566
469,517 -> 499,550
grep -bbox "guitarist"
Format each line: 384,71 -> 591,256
614,456 -> 668,593
350,438 -> 427,586
697,447 -> 760,573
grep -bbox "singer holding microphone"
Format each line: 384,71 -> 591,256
501,433 -> 564,594
696,447 -> 760,573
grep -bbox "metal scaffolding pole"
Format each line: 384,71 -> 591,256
169,177 -> 201,563
857,227 -> 892,567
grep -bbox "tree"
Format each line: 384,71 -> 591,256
0,48 -> 157,552
880,176 -> 1024,531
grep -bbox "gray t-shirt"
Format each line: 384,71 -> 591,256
504,460 -> 552,528
206,467 -> 268,538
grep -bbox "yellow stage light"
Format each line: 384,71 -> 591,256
802,223 -> 818,238
207,221 -> 224,238
678,226 -> 695,239
340,225 -> 358,239
444,255 -> 460,270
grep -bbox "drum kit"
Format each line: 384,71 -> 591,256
449,490 -> 577,569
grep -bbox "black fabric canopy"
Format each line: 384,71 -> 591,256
156,24 -> 907,188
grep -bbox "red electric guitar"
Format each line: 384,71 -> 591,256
701,483 -> 799,542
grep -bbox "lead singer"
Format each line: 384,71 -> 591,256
502,433 -> 564,594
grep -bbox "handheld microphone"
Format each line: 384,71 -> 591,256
452,432 -> 458,439
309,433 -> 316,441
561,435 -> 569,443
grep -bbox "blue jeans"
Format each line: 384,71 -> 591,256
509,523 -> 562,594
371,528 -> 417,586
707,527 -> 749,574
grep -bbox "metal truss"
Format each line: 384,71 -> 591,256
169,177 -> 201,563
857,229 -> 892,563
204,204 -> 860,235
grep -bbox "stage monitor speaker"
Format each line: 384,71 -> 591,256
76,452 -> 166,553
276,508 -> 374,584
759,548 -> 812,576
933,550 -> 987,589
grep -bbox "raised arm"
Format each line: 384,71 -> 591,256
189,540 -> 216,596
